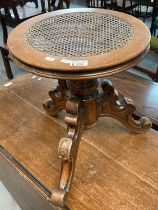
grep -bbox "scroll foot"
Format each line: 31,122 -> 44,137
43,80 -> 67,116
50,97 -> 84,206
99,79 -> 152,133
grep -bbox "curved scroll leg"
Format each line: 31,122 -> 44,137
99,80 -> 152,133
43,80 -> 67,116
50,97 -> 84,206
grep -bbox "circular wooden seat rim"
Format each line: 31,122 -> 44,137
10,46 -> 149,80
8,8 -> 151,73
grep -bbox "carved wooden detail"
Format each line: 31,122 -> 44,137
7,8 -> 152,208
43,80 -> 68,116
45,78 -> 152,206
98,80 -> 152,133
50,96 -> 84,206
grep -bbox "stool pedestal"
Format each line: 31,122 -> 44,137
44,78 -> 151,206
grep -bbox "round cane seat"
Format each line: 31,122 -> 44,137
8,8 -> 150,79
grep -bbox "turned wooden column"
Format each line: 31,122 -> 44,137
67,79 -> 99,127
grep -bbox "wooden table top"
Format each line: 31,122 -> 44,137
8,8 -> 151,79
0,73 -> 158,209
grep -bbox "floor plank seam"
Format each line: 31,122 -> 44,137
0,147 -> 52,197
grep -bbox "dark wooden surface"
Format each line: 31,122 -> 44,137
0,153 -> 59,210
0,72 -> 158,209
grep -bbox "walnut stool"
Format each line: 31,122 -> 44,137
8,8 -> 152,207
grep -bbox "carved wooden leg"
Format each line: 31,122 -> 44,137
34,0 -> 38,8
50,96 -> 84,206
65,0 -> 70,8
43,80 -> 67,116
153,66 -> 158,83
40,0 -> 46,13
0,47 -> 13,79
98,80 -> 152,133
50,79 -> 99,206
47,78 -> 151,206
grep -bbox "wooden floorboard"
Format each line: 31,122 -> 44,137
0,73 -> 158,209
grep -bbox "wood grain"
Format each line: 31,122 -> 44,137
6,72 -> 158,127
0,73 -> 158,209
0,154 -> 58,210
